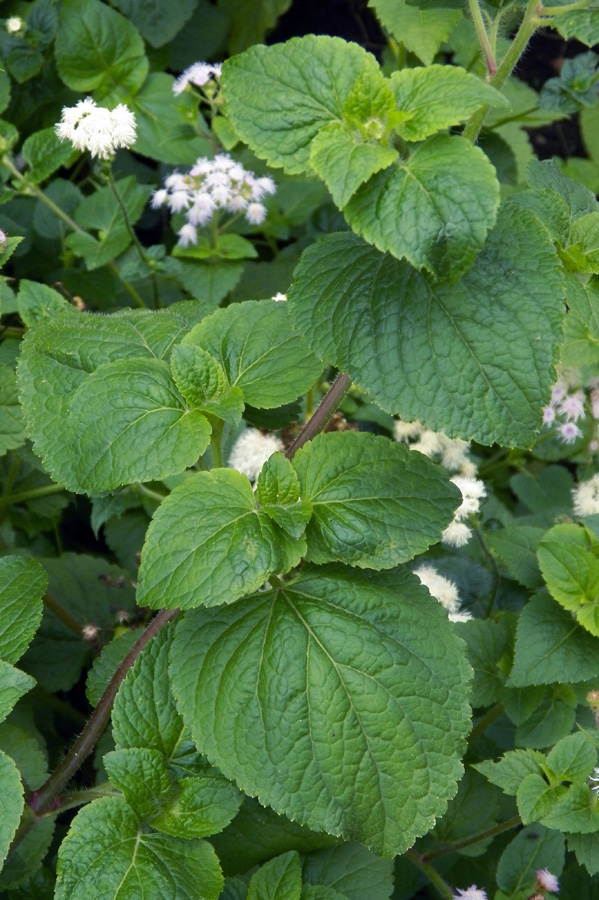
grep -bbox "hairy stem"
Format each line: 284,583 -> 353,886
0,482 -> 66,509
405,849 -> 454,899
285,373 -> 352,460
424,815 -> 521,861
463,0 -> 541,143
468,0 -> 497,76
43,592 -> 83,636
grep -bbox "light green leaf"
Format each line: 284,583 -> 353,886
21,127 -> 78,184
568,832 -> 599,875
18,306 -> 197,491
564,212 -> 599,273
537,524 -> 599,636
553,9 -> 599,47
474,749 -> 546,796
104,747 -> 171,820
183,300 -> 322,409
540,783 -> 599,833
137,469 -> 302,610
302,844 -> 394,900
67,357 -> 211,493
508,593 -> 599,687
151,772 -> 244,840
517,774 -> 562,824
170,565 -> 472,857
368,0 -> 461,66
344,135 -> 499,280
293,432 -> 459,568
219,0 -> 291,54
487,525 -> 545,589
257,452 -> 312,540
221,36 -> 380,173
546,732 -> 597,782
496,825 -> 564,894
86,630 -> 141,707
0,660 -> 35,724
0,365 -> 25,456
248,852 -> 301,900
288,206 -> 563,447
129,73 -> 213,165
16,280 -> 68,327
112,0 -> 195,46
390,65 -> 508,142
170,344 -> 245,426
54,797 -> 223,900
0,556 -> 46,665
0,750 -> 24,869
562,276 -> 599,368
55,0 -> 148,102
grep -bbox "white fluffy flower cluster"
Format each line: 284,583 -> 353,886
542,366 -> 599,449
414,565 -> 472,622
55,98 -> 137,159
573,473 -> 599,516
6,16 -> 23,33
173,61 -> 222,95
536,869 -> 559,894
452,885 -> 487,900
151,153 -> 276,246
393,419 -> 477,478
442,476 -> 486,547
590,766 -> 599,795
227,429 -> 284,483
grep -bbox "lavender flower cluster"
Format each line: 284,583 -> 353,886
151,153 -> 276,247
542,367 -> 599,449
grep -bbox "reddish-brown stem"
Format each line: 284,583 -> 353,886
285,372 -> 352,460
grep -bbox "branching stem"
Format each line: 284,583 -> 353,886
423,815 -> 521,860
405,849 -> 454,899
285,373 -> 352,460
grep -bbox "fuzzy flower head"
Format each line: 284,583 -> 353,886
6,16 -> 23,33
535,869 -> 559,894
173,61 -> 222,95
153,153 -> 276,245
227,429 -> 284,483
55,98 -> 136,159
573,473 -> 599,517
440,476 -> 486,548
414,565 -> 472,622
590,766 -> 599,795
542,367 -> 599,455
394,419 -> 477,477
452,886 -> 487,900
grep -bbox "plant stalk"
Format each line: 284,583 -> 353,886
43,592 -> 83,636
0,482 -> 65,509
423,815 -> 521,860
468,0 -> 497,76
285,372 -> 352,460
405,849 -> 454,899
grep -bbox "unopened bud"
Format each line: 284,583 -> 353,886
82,623 -> 100,641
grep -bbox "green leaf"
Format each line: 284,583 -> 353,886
540,783 -> 599,833
21,127 -> 78,184
487,525 -> 545,589
537,524 -> 599,636
16,280 -> 68,327
54,797 -> 223,900
568,832 -> 599,875
302,844 -> 394,900
390,65 -> 508,142
129,73 -> 213,165
55,0 -> 148,102
183,300 -> 322,409
248,852 -> 301,900
473,749 -> 546,796
0,69 -> 11,115
221,36 -> 380,174
0,236 -> 24,268
517,774 -> 562,824
0,722 -> 48,792
257,452 -> 312,540
528,158 -> 599,220
86,629 -> 141,707
137,469 -> 302,610
170,565 -> 472,857
368,0 -> 461,66
0,817 -> 54,891
458,618 -> 511,708
288,206 -> 563,447
112,0 -> 195,46
293,432 -> 459,568
104,747 -> 171,820
219,0 -> 291,54
0,750 -> 24,869
150,771 -> 243,840
0,660 -> 35,724
170,344 -> 245,426
540,51 -> 599,114
67,357 -> 211,493
496,825 -> 564,895
502,685 -> 546,727
546,732 -> 597,782
33,179 -> 82,241
0,556 -> 46,665
562,277 -> 599,367
553,9 -> 599,47
515,691 -> 577,749
344,135 -> 499,280
564,212 -> 599,274
0,365 -> 25,457
18,306 -> 197,491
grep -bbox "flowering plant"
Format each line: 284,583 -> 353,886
0,0 -> 598,898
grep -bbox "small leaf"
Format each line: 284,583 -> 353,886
16,280 -> 68,327
292,432 -> 460,568
248,851 -> 301,900
21,127 -> 78,184
0,660 -> 36,724
183,300 -> 322,409
537,523 -> 599,636
170,565 -> 472,857
540,783 -> 599,833
257,452 -> 312,540
0,750 -> 24,869
137,469 -> 301,610
546,732 -> 597,783
111,0 -> 196,47
54,797 -> 223,900
517,774 -> 561,824
0,556 -> 46,665
151,772 -> 243,840
368,0 -> 461,66
170,344 -> 244,426
104,747 -> 171,820
474,749 -> 546,796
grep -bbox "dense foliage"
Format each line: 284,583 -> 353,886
1,0 -> 599,897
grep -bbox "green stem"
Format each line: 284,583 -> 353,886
45,784 -> 118,817
285,373 -> 352,460
468,0 -> 497,76
424,815 -> 521,861
405,849 -> 454,899
137,483 -> 168,503
43,592 -> 83,636
462,0 -> 540,143
468,702 -> 505,743
0,482 -> 65,509
2,155 -> 148,309
0,325 -> 25,338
